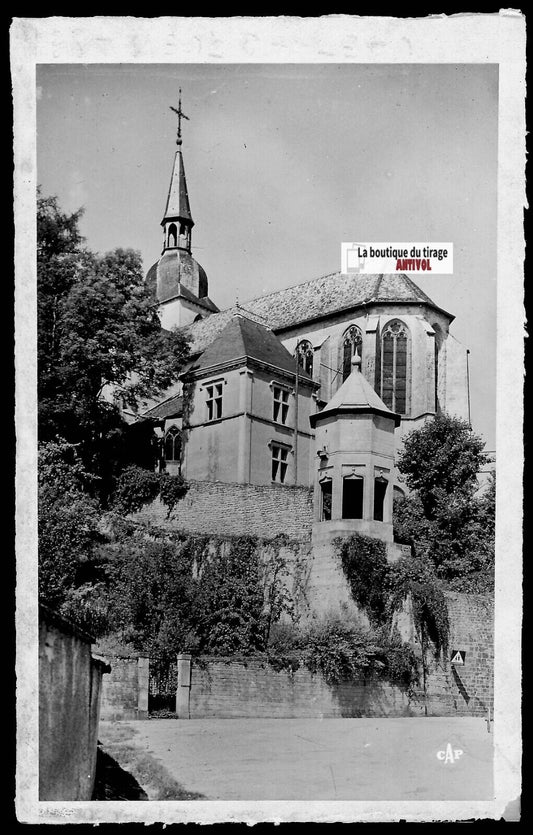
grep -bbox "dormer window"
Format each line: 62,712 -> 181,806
272,385 -> 290,425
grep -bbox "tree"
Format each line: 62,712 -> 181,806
103,533 -> 198,665
37,192 -> 190,498
394,416 -> 494,589
38,439 -> 104,611
397,414 -> 488,519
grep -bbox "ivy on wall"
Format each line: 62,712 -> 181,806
335,533 -> 449,656
335,534 -> 389,625
333,533 -> 450,700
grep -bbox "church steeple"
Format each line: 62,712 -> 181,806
162,90 -> 194,254
146,91 -> 218,329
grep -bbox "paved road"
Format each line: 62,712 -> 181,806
103,717 -> 494,801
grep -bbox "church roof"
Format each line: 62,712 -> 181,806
146,250 -> 217,310
142,393 -> 183,421
162,149 -> 193,225
310,357 -> 401,427
186,312 -> 313,380
177,271 -> 452,357
244,271 -> 451,330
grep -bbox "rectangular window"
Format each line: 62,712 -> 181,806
320,480 -> 332,521
272,385 -> 290,424
206,382 -> 223,421
271,444 -> 289,483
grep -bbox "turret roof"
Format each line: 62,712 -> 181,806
309,356 -> 401,427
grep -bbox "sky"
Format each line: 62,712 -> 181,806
37,63 -> 498,449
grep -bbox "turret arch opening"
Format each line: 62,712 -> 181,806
167,223 -> 177,248
342,473 -> 364,519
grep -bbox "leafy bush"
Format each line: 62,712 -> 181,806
159,472 -> 189,517
265,616 -> 419,690
112,465 -> 161,514
303,616 -> 383,684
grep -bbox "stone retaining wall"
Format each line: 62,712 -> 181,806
132,479 -> 314,541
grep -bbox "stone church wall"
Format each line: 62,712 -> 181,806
132,479 -> 315,541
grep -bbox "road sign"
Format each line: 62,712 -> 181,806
450,650 -> 466,665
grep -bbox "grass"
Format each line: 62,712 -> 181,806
97,720 -> 205,800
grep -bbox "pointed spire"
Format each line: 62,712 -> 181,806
162,90 -> 194,252
162,151 -> 193,226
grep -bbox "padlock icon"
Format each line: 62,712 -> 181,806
346,243 -> 366,273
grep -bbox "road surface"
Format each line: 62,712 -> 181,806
100,716 -> 493,801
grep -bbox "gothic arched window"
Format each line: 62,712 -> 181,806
164,426 -> 181,463
296,340 -> 314,377
342,325 -> 363,382
380,320 -> 409,414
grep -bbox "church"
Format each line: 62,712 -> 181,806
137,101 -> 470,553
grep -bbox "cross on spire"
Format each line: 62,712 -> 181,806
169,88 -> 189,146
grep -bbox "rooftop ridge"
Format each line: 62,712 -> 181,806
231,304 -> 270,327
243,269 -> 343,305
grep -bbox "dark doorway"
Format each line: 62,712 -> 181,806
342,476 -> 363,519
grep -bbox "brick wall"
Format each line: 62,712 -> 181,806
173,591 -> 493,719
132,480 -> 314,541
98,655 -> 149,721
93,592 -> 492,720
187,657 -> 416,718
424,592 -> 494,717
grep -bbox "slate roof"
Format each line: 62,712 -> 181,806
243,271 -> 448,331
177,271 -> 450,359
177,284 -> 219,312
186,313 -> 313,381
142,393 -> 183,420
163,149 -> 193,224
181,305 -> 269,355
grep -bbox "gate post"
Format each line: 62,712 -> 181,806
137,656 -> 149,718
176,653 -> 192,719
